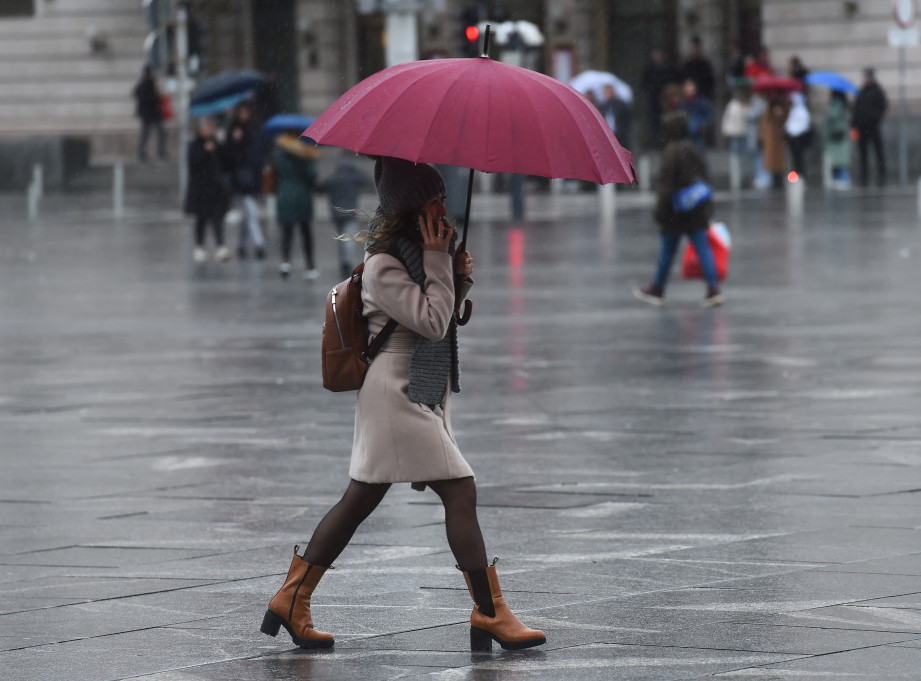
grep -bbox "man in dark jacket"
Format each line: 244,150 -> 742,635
682,37 -> 716,101
852,68 -> 888,186
640,49 -> 680,147
132,66 -> 166,162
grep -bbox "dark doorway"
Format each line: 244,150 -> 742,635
606,0 -> 678,149
737,0 -> 763,58
252,0 -> 299,112
356,12 -> 386,81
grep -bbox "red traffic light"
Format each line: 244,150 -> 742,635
465,25 -> 479,42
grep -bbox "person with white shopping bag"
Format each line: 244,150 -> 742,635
633,111 -> 724,307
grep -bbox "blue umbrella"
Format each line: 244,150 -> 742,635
261,113 -> 316,138
804,71 -> 858,94
190,91 -> 252,118
191,69 -> 266,106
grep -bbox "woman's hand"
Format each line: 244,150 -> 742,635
419,213 -> 454,252
454,249 -> 474,278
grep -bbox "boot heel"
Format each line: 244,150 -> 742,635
260,609 -> 283,637
470,626 -> 493,652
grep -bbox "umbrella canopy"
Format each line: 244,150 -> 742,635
304,56 -> 635,186
569,70 -> 634,105
191,69 -> 266,106
751,75 -> 804,94
804,71 -> 858,94
261,113 -> 316,138
189,91 -> 251,118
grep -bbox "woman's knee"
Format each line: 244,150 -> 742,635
341,480 -> 390,516
432,477 -> 478,512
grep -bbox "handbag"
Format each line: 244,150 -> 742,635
321,264 -> 397,392
159,94 -> 173,121
671,180 -> 713,213
261,166 -> 277,195
681,222 -> 731,282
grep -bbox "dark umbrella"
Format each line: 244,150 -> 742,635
191,69 -> 266,106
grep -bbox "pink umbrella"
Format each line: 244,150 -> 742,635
305,59 -> 634,187
305,28 -> 635,321
751,75 -> 804,94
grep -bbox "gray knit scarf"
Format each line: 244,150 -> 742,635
382,235 -> 460,405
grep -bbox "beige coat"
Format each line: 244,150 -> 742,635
349,250 -> 474,485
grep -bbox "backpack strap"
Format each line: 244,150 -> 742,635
361,318 -> 398,364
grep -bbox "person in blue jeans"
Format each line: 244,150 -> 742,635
633,111 -> 724,307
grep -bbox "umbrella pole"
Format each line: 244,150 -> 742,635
461,167 -> 474,246
455,25 -> 490,326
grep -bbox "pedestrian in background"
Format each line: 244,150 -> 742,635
184,118 -> 230,263
852,67 -> 888,187
225,102 -> 266,259
678,79 -> 714,149
132,66 -> 166,163
824,90 -> 852,190
785,91 -> 812,182
682,36 -> 715,100
260,156 -> 546,653
633,112 -> 723,308
721,87 -> 750,156
273,129 -> 319,279
641,48 -> 680,147
317,157 -> 372,278
598,83 -> 632,150
759,91 -> 790,188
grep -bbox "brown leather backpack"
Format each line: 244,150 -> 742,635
321,264 -> 397,392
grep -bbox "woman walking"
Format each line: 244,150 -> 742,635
633,112 -> 723,307
260,156 -> 546,652
184,118 -> 230,263
225,103 -> 266,259
273,129 -> 319,279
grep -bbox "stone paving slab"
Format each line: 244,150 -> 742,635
2,187 -> 921,679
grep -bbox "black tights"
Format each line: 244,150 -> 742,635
280,221 -> 314,268
302,477 -> 488,571
194,215 -> 224,247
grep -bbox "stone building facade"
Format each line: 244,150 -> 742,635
1,1 -> 918,173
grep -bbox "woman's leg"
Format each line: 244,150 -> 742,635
194,215 -> 207,247
302,479 -> 390,567
280,222 -> 294,263
427,477 -> 487,571
299,221 -> 315,270
242,195 -> 265,252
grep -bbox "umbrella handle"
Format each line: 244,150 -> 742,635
456,299 -> 472,326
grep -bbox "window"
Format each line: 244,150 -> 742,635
0,0 -> 35,18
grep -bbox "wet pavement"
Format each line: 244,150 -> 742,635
2,183 -> 921,680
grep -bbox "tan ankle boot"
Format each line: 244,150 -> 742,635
463,558 -> 546,651
260,545 -> 335,649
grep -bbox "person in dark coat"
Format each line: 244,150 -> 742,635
184,118 -> 231,262
852,68 -> 888,186
132,66 -> 166,162
682,36 -> 716,101
273,130 -> 319,279
225,102 -> 266,258
598,83 -> 632,150
640,49 -> 680,147
317,157 -> 373,278
633,112 -> 723,307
